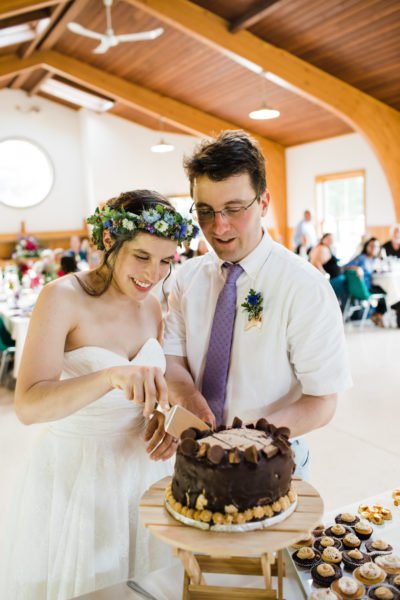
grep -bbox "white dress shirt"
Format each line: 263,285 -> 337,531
164,230 -> 352,425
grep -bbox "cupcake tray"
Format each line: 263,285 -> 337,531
286,490 -> 400,598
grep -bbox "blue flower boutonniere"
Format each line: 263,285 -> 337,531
241,289 -> 263,330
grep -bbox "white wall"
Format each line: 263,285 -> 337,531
1,90 -> 396,237
286,133 -> 395,228
0,90 -> 199,235
0,89 -> 86,233
80,110 -> 199,213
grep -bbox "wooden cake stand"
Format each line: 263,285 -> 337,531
139,476 -> 323,600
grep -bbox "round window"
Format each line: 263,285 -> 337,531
0,138 -> 54,208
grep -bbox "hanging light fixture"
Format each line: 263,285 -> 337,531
151,116 -> 175,153
249,72 -> 280,120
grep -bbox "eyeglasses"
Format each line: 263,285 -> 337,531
190,196 -> 259,223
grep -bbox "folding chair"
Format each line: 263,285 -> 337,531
0,316 -> 16,385
343,270 -> 386,326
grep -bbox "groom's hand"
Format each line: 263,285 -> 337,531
144,411 -> 178,461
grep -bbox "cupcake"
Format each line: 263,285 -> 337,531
354,562 -> 386,586
308,590 -> 340,599
314,536 -> 342,552
325,524 -> 351,539
321,547 -> 343,565
342,533 -> 362,550
331,576 -> 365,599
366,541 -> 393,556
374,556 -> 400,576
389,574 -> 400,590
354,520 -> 374,540
367,584 -> 399,599
292,546 -> 321,568
311,562 -> 342,588
343,549 -> 372,571
313,524 -> 326,537
292,536 -> 314,549
335,513 -> 360,527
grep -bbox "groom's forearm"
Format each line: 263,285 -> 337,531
165,355 -> 216,426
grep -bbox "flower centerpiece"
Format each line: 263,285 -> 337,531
13,235 -> 42,259
241,289 -> 264,330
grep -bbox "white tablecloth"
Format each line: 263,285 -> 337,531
76,489 -> 400,600
373,271 -> 400,306
0,292 -> 35,377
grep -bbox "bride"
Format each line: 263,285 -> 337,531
1,190 -> 198,599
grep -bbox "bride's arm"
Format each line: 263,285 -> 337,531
15,281 -> 166,425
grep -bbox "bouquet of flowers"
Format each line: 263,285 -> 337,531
13,235 -> 42,259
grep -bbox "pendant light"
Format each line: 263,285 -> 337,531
249,72 -> 280,120
151,116 -> 175,153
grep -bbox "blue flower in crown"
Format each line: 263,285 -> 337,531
145,224 -> 156,234
143,209 -> 161,224
177,222 -> 187,238
163,212 -> 176,225
104,219 -> 113,228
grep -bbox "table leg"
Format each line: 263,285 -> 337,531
277,550 -> 284,600
177,548 -> 206,585
260,553 -> 272,589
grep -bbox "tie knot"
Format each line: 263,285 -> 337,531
223,262 -> 243,285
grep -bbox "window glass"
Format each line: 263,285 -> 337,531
0,138 -> 54,208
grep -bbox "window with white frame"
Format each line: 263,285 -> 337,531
316,170 -> 365,263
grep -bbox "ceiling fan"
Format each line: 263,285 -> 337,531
67,0 -> 164,54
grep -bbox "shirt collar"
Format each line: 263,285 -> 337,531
214,227 -> 274,278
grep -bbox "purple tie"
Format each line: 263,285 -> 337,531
201,263 -> 243,427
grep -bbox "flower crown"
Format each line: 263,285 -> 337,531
87,203 -> 199,250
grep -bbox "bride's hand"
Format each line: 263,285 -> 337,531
108,365 -> 169,417
144,411 -> 178,461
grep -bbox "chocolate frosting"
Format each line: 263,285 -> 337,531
171,420 -> 295,514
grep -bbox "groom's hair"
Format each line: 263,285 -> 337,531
184,130 -> 267,197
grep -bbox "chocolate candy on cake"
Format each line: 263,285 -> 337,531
166,418 -> 296,526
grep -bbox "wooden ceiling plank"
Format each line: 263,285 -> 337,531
229,0 -> 282,34
0,49 -> 287,242
0,0 -> 63,20
126,0 -> 400,223
19,1 -> 68,58
39,0 -> 91,50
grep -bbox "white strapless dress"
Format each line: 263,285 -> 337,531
0,339 -> 174,600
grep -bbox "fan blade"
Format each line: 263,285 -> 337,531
93,39 -> 112,53
116,27 -> 164,43
67,22 -> 105,41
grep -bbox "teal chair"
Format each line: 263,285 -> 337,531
343,270 -> 385,326
0,316 -> 15,385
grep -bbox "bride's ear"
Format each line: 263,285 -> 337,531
103,230 -> 113,251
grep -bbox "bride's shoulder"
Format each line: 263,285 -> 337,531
36,274 -> 84,308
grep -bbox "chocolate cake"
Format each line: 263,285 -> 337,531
165,417 -> 296,527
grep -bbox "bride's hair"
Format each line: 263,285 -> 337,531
77,190 -> 175,297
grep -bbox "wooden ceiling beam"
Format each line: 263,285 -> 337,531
126,0 -> 400,223
39,0 -> 90,50
0,0 -> 62,20
229,0 -> 282,34
28,68 -> 52,94
19,1 -> 68,58
0,50 -> 287,243
0,7 -> 51,28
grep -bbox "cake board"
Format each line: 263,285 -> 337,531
139,476 -> 324,600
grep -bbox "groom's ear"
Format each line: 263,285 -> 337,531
103,230 -> 113,251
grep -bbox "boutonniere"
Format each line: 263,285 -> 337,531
241,289 -> 263,330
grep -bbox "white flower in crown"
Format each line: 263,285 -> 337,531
122,218 -> 135,231
154,220 -> 169,233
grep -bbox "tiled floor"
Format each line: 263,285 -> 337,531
0,322 -> 399,538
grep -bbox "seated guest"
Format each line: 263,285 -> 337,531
195,239 -> 209,257
381,224 -> 400,258
180,240 -> 194,261
58,254 -> 79,276
345,237 -> 387,326
68,234 -> 87,262
309,233 -> 347,309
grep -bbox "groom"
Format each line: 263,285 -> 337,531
163,130 -> 352,479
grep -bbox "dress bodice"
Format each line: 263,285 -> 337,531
48,338 -> 165,437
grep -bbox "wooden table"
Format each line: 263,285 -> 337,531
139,476 -> 323,600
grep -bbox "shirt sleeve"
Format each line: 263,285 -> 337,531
163,271 -> 187,357
286,276 -> 352,396
344,254 -> 363,268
